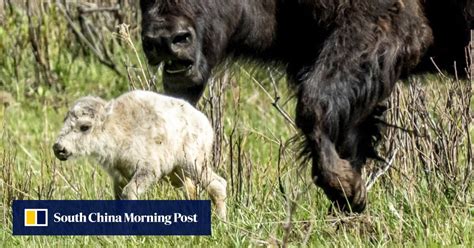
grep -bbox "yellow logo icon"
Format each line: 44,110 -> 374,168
24,209 -> 48,227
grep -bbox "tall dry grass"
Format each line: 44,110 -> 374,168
0,2 -> 472,246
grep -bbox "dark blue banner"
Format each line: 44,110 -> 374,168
13,200 -> 211,235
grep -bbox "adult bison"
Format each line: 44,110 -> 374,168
139,0 -> 470,212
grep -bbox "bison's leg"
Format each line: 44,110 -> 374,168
296,1 -> 430,212
121,163 -> 161,200
293,19 -> 403,213
296,122 -> 368,213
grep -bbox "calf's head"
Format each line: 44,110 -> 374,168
53,97 -> 106,161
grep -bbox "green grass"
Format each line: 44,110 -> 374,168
0,6 -> 473,247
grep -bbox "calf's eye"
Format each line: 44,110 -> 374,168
80,125 -> 91,132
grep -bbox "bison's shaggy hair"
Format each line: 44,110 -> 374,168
139,0 -> 470,212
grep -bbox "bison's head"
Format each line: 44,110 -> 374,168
53,97 -> 106,161
140,0 -> 230,104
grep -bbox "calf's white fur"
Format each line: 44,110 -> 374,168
53,90 -> 226,219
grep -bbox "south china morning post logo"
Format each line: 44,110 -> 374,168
24,209 -> 48,227
13,200 -> 211,235
52,211 -> 197,225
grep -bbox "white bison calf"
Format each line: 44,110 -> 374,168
53,90 -> 227,219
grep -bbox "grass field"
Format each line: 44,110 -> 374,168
1,3 -> 473,247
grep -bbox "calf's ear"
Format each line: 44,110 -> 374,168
80,97 -> 107,119
96,100 -> 114,123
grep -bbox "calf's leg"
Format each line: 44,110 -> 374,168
187,164 -> 227,220
121,163 -> 161,200
169,168 -> 197,199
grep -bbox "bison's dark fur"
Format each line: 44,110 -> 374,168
139,0 -> 471,212
416,0 -> 472,75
